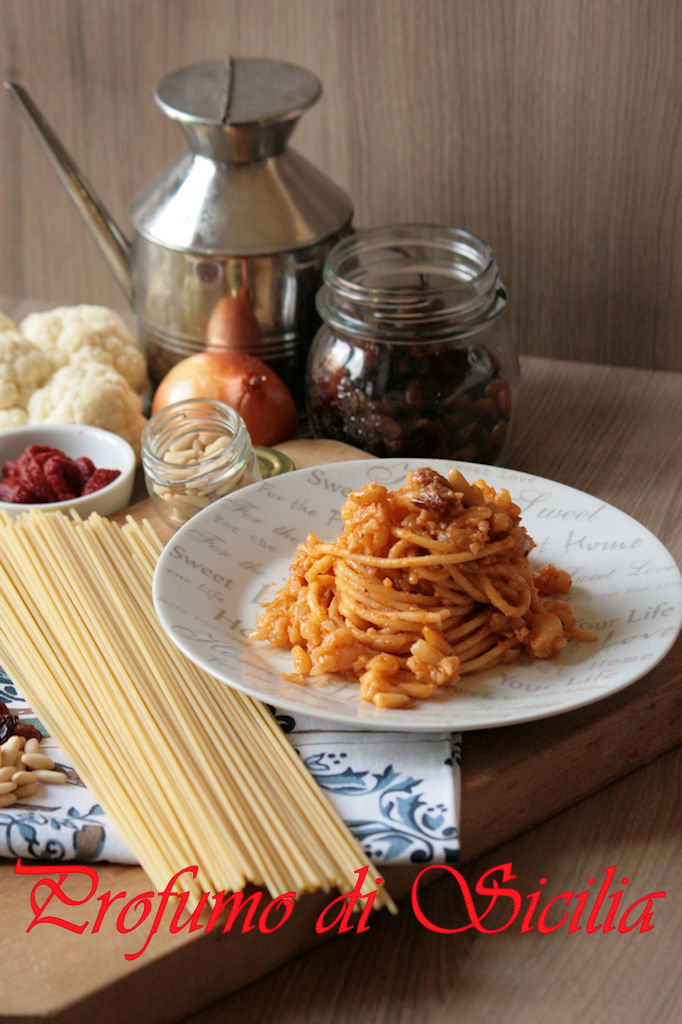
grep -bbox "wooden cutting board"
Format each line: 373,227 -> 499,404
1,438 -> 680,1024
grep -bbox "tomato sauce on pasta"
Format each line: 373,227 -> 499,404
252,467 -> 596,709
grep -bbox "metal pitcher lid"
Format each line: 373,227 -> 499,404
154,58 -> 321,162
155,58 -> 321,127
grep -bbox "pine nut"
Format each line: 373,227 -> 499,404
162,449 -> 194,466
291,645 -> 312,675
173,491 -> 209,509
215,477 -> 243,497
203,437 -> 228,457
21,752 -> 55,771
1,735 -> 24,766
167,434 -> 195,452
32,769 -> 67,785
14,782 -> 39,800
0,732 -> 72,802
373,691 -> 411,709
197,431 -> 220,446
397,681 -> 438,699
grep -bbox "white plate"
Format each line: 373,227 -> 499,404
153,458 -> 682,732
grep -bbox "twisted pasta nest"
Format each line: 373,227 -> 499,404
251,467 -> 595,709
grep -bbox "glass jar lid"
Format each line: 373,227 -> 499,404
254,445 -> 295,478
316,224 -> 507,341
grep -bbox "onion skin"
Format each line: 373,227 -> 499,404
151,350 -> 298,447
206,286 -> 263,352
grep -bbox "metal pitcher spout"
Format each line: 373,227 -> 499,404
4,81 -> 133,303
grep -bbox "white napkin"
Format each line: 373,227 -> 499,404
0,669 -> 460,867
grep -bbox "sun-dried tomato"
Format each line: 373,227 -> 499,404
0,444 -> 121,504
44,453 -> 82,501
82,467 -> 121,494
74,456 -> 95,488
23,444 -> 57,457
16,449 -> 58,501
2,457 -> 22,479
0,477 -> 34,503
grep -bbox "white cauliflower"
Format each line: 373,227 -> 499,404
0,407 -> 29,429
20,304 -> 147,393
0,304 -> 149,462
0,329 -> 55,411
27,363 -> 147,461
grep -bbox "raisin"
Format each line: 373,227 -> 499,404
0,700 -> 19,743
486,378 -> 512,419
409,376 -> 444,410
491,419 -> 508,449
307,331 -> 512,464
13,721 -> 43,741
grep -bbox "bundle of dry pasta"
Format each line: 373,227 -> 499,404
0,508 -> 394,913
252,466 -> 595,709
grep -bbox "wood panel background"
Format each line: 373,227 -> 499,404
0,0 -> 679,370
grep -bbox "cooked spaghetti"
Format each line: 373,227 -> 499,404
252,467 -> 595,709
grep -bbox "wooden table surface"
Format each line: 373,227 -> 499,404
0,298 -> 680,1024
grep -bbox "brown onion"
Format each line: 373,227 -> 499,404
151,350 -> 298,447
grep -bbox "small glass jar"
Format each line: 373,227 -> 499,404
306,225 -> 518,465
141,398 -> 262,529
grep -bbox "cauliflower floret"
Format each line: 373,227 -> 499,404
0,407 -> 29,429
0,312 -> 16,331
0,330 -> 55,411
20,304 -> 147,393
27,363 -> 147,461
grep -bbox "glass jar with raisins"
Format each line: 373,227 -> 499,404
305,225 -> 517,465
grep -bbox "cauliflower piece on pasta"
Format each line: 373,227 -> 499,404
0,330 -> 55,412
27,363 -> 146,460
20,304 -> 147,392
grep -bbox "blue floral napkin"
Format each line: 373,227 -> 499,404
1,668 -> 460,867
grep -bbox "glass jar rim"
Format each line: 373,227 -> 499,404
317,223 -> 506,340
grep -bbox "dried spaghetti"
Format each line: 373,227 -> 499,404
0,508 -> 394,912
252,467 -> 595,709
